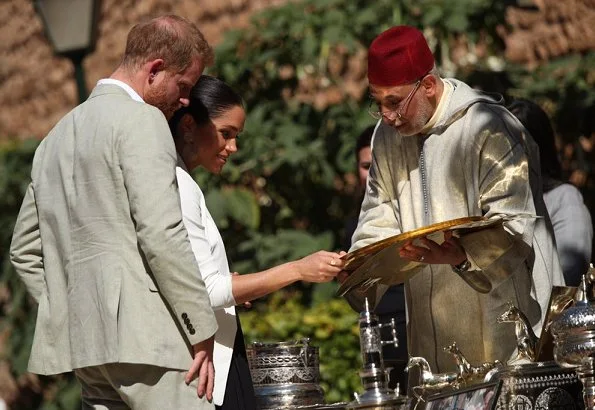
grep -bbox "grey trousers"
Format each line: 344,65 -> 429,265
75,363 -> 215,410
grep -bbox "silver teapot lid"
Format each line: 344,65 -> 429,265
250,338 -> 311,349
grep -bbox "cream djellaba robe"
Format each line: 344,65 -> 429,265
348,79 -> 564,376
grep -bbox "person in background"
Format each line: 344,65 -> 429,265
342,25 -> 563,380
508,98 -> 593,285
343,126 -> 374,249
169,75 -> 346,409
343,125 -> 408,391
10,15 -> 218,409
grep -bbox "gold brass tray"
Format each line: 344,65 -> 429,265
338,216 -> 509,297
342,216 -> 486,272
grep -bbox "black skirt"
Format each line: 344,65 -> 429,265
216,315 -> 257,410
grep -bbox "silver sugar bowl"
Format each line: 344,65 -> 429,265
247,338 -> 325,409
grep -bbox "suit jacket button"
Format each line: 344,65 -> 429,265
182,313 -> 188,320
189,328 -> 196,335
184,318 -> 190,325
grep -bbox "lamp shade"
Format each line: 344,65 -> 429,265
35,0 -> 101,57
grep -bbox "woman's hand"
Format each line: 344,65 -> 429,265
295,250 -> 347,283
399,231 -> 467,266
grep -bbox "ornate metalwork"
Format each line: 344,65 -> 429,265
346,298 -> 410,409
443,341 -> 502,385
406,356 -> 459,398
491,361 -> 583,410
535,387 -> 575,409
246,338 -> 325,409
551,264 -> 595,409
249,352 -> 319,369
497,301 -> 539,362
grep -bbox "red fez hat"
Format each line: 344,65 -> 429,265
368,26 -> 435,87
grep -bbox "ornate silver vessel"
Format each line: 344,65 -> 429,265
483,300 -> 584,409
551,266 -> 595,409
347,299 -> 410,409
487,361 -> 583,409
247,338 -> 325,409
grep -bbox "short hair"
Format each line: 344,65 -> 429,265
121,15 -> 213,73
508,98 -> 562,180
427,65 -> 441,78
169,75 -> 244,136
355,125 -> 374,161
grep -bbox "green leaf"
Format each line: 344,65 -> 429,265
223,187 -> 261,229
204,189 -> 229,229
322,26 -> 344,44
355,8 -> 377,26
422,5 -> 443,26
302,33 -> 318,58
444,12 -> 469,32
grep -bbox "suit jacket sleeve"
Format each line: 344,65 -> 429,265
118,107 -> 217,346
10,182 -> 46,302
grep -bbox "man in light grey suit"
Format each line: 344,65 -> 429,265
10,15 -> 219,409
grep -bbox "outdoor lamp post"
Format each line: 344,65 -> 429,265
34,0 -> 101,103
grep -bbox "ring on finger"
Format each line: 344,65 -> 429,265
419,255 -> 425,262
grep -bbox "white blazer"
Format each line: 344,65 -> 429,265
176,163 -> 237,406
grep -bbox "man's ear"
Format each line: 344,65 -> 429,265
146,59 -> 165,84
422,75 -> 438,98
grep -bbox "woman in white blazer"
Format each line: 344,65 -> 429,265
169,75 -> 346,409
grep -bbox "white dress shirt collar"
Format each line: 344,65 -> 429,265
176,153 -> 189,173
97,79 -> 144,103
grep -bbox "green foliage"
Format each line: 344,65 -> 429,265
206,186 -> 261,230
0,140 -> 38,370
239,290 -> 361,403
507,52 -> 595,142
0,140 -> 81,410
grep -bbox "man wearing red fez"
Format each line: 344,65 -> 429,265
345,26 -> 564,381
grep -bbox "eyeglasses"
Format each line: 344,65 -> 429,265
368,79 -> 422,120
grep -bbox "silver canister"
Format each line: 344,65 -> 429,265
247,338 -> 325,409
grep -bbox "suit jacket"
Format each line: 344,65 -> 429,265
10,84 -> 218,375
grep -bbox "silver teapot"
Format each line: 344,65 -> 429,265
551,264 -> 595,408
346,298 -> 409,409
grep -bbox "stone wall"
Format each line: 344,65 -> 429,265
2,0 -> 594,141
3,0 -> 594,141
0,0 -> 287,141
500,0 -> 595,66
